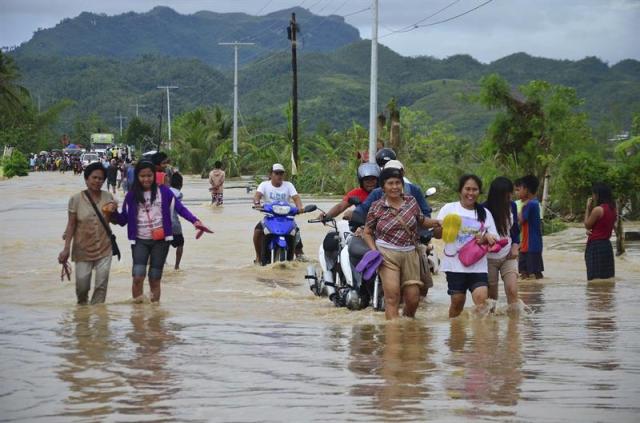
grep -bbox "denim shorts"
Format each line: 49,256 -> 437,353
131,239 -> 170,280
445,272 -> 488,295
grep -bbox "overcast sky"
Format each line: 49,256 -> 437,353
1,0 -> 639,64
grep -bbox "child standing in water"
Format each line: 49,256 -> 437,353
209,161 -> 225,206
518,175 -> 544,279
169,172 -> 185,270
584,183 -> 616,280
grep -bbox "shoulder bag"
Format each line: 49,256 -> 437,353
83,191 -> 121,260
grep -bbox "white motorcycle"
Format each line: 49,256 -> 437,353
306,198 -> 381,310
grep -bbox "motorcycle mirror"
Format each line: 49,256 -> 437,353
347,197 -> 361,206
425,187 -> 437,197
303,204 -> 317,213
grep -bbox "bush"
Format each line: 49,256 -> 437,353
1,150 -> 29,178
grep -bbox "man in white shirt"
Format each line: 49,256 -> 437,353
252,163 -> 306,263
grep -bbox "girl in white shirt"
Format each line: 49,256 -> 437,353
435,174 -> 497,318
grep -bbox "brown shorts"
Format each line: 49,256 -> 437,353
487,256 -> 518,286
378,246 -> 423,289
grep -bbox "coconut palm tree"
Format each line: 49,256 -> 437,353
172,106 -> 232,177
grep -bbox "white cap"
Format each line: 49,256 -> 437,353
384,159 -> 404,170
271,163 -> 285,172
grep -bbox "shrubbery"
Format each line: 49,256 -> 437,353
1,150 -> 29,178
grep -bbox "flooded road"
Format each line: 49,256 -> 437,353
1,172 -> 639,422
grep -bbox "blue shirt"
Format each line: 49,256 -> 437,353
127,166 -> 135,186
521,199 -> 543,253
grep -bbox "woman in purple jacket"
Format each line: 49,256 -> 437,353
483,177 -> 521,308
116,161 -> 203,302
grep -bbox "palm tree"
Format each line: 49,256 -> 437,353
172,107 -> 232,177
0,51 -> 30,117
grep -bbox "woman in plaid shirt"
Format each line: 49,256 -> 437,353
363,167 -> 441,320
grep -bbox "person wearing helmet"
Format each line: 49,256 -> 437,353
320,163 -> 380,220
375,148 -> 397,169
355,158 -> 432,220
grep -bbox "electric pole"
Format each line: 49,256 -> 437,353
115,113 -> 126,137
157,85 -> 178,148
368,0 -> 379,164
288,12 -> 299,174
130,103 -> 147,117
219,41 -> 255,155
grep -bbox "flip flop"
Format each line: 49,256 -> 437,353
442,213 -> 462,244
194,223 -> 213,239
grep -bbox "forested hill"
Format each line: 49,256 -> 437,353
9,6 -> 360,67
14,39 -> 640,139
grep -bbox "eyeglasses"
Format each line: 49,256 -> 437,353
273,171 -> 285,175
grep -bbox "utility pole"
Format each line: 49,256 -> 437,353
288,12 -> 299,174
219,41 -> 255,155
115,113 -> 126,137
368,0 -> 379,164
157,85 -> 178,148
130,103 -> 147,117
157,91 -> 164,151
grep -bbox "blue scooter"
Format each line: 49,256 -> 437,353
256,201 -> 317,265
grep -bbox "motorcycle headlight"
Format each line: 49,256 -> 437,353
272,205 -> 291,215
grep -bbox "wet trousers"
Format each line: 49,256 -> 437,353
75,255 -> 112,305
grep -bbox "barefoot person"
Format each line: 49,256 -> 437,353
58,162 -> 118,305
362,166 -> 440,320
115,161 -> 208,302
484,177 -> 520,308
584,182 -> 616,280
434,174 -> 498,318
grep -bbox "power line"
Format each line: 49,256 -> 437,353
380,0 -> 494,39
382,0 -> 461,35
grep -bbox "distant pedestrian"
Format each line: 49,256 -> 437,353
106,159 -> 118,194
209,161 -> 225,206
584,182 -> 616,280
518,175 -> 544,279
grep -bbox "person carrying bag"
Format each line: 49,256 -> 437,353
83,191 -> 121,260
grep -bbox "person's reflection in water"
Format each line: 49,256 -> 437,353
57,306 -> 124,418
585,281 -> 619,371
348,322 -> 434,418
444,318 -> 523,410
117,306 -> 181,418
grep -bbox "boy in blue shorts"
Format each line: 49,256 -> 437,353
518,175 -> 544,279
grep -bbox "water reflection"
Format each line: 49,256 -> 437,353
348,322 -> 435,417
116,306 -> 181,418
57,306 -> 124,418
585,281 -> 619,371
444,318 -> 523,408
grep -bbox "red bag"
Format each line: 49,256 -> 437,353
151,227 -> 165,241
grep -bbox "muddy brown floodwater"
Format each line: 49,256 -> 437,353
1,172 -> 639,422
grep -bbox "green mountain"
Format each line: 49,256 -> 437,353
9,8 -> 640,141
12,6 -> 360,68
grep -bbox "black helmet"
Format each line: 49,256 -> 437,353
357,163 -> 380,187
375,148 -> 396,168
